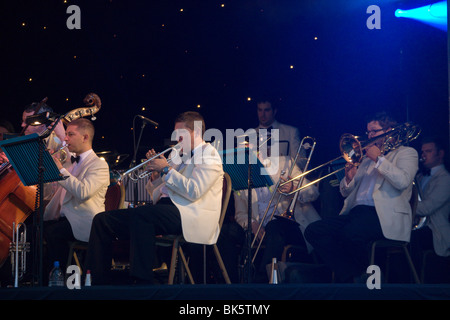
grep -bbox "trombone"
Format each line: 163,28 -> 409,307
119,143 -> 181,181
279,122 -> 421,196
251,136 -> 316,263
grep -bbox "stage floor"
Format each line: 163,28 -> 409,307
1,283 -> 450,300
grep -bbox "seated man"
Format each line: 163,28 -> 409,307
304,111 -> 418,282
44,118 -> 110,274
86,111 -> 224,285
234,151 -> 320,282
411,136 -> 450,282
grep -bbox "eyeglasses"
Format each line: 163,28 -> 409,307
366,128 -> 384,136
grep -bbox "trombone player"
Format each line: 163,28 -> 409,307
304,111 -> 419,283
234,139 -> 320,283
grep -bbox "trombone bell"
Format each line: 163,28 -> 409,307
340,134 -> 363,166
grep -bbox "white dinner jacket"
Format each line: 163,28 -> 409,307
44,151 -> 110,242
146,142 -> 224,245
340,146 -> 419,242
416,166 -> 450,257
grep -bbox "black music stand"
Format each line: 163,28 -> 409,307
220,147 -> 273,283
0,133 -> 65,286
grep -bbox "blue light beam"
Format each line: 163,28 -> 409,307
395,1 -> 447,31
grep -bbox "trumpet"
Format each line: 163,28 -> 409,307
10,222 -> 30,287
251,136 -> 316,263
119,143 -> 182,181
50,144 -> 68,163
279,122 -> 421,195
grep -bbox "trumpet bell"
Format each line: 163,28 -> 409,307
59,149 -> 68,163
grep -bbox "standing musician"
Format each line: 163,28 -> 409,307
44,118 -> 110,276
255,96 -> 305,168
304,111 -> 419,282
86,111 -> 224,285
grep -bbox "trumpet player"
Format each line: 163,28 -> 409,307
86,111 -> 224,285
304,111 -> 419,283
44,118 -> 110,279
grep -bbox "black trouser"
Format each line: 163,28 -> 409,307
44,217 -> 76,275
304,205 -> 385,282
257,217 -> 310,281
85,198 -> 182,284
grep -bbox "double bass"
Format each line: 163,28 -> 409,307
0,93 -> 102,268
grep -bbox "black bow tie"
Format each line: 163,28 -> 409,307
71,155 -> 80,163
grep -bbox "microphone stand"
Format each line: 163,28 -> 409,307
130,118 -> 147,207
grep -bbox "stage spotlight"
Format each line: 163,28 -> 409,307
395,1 -> 447,31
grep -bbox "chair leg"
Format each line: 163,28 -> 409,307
178,246 -> 195,284
66,244 -> 75,273
67,242 -> 83,275
370,242 -> 376,265
402,246 -> 421,284
213,244 -> 231,284
168,238 -> 179,285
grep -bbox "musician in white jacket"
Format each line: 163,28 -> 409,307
305,112 -> 418,282
234,154 -> 320,282
86,111 -> 224,285
44,118 -> 110,274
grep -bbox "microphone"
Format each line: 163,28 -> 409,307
137,115 -> 159,127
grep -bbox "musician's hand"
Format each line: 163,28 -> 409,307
150,171 -> 160,181
344,163 -> 357,184
52,154 -> 63,170
366,145 -> 381,162
0,152 -> 8,164
146,149 -> 157,160
278,176 -> 293,194
251,221 -> 265,243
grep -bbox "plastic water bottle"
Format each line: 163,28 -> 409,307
48,261 -> 64,287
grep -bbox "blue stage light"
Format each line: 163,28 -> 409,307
395,1 -> 447,31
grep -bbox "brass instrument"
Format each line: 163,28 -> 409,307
50,144 -> 68,163
119,143 -> 182,181
279,122 -> 421,196
10,222 -> 30,287
251,136 -> 316,263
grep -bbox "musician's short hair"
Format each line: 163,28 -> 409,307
68,118 -> 95,142
366,111 -> 398,130
175,111 -> 205,135
421,136 -> 446,153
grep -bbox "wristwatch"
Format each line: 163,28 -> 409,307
161,166 -> 171,176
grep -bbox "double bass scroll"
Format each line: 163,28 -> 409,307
62,93 -> 102,124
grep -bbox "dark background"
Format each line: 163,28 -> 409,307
1,0 -> 448,169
